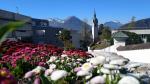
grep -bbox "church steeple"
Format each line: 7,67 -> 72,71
93,10 -> 98,27
92,9 -> 98,42
94,9 -> 96,18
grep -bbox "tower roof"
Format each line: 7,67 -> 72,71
94,9 -> 96,18
93,10 -> 98,24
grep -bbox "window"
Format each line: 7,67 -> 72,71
32,22 -> 36,26
41,22 -> 47,27
36,30 -> 45,36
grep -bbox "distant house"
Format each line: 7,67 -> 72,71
112,28 -> 150,43
31,18 -> 64,46
112,31 -> 129,47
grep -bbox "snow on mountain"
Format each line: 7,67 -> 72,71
104,21 -> 123,29
48,16 -> 91,30
48,18 -> 64,27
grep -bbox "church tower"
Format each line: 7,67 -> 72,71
92,10 -> 98,42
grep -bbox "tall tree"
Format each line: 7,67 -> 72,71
128,16 -> 136,29
58,29 -> 74,50
100,27 -> 111,41
98,24 -> 104,35
58,29 -> 72,41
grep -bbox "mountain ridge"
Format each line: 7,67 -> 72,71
104,21 -> 123,29
120,18 -> 150,29
48,16 -> 91,31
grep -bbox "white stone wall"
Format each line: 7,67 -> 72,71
88,46 -> 150,63
117,49 -> 150,63
114,39 -> 126,47
89,29 -> 150,63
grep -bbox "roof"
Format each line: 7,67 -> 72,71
117,43 -> 150,51
32,18 -> 49,22
0,9 -> 31,21
32,26 -> 64,30
113,27 -> 150,30
112,31 -> 128,38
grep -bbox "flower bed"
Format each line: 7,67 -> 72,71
0,40 -> 143,84
0,40 -> 90,80
0,40 -> 63,67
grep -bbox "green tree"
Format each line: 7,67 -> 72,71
58,29 -> 72,41
58,29 -> 74,50
100,27 -> 111,41
98,24 -> 104,35
128,16 -> 136,29
122,31 -> 143,45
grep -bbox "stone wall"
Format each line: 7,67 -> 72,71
88,46 -> 150,63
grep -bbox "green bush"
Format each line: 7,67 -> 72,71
122,31 -> 143,45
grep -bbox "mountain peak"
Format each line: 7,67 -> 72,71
48,16 -> 91,30
65,16 -> 80,21
104,21 -> 123,29
111,20 -> 121,23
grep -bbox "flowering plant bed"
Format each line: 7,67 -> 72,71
0,40 -> 143,84
0,40 -> 90,80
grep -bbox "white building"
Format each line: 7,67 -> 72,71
112,31 -> 129,47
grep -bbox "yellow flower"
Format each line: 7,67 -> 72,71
81,63 -> 93,71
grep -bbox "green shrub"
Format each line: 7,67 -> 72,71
122,31 -> 143,45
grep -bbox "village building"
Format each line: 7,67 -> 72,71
0,9 -> 63,46
112,28 -> 150,43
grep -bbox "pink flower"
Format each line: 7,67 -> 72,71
44,69 -> 53,76
38,62 -> 45,66
74,67 -> 82,72
24,71 -> 35,78
33,77 -> 41,84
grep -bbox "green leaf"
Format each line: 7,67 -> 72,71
0,21 -> 25,43
105,75 -> 111,84
12,65 -> 24,78
40,74 -> 51,84
112,74 -> 121,84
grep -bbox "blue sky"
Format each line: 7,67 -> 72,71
0,0 -> 150,24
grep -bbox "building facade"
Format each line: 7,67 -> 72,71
31,18 -> 63,46
0,9 -> 63,47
